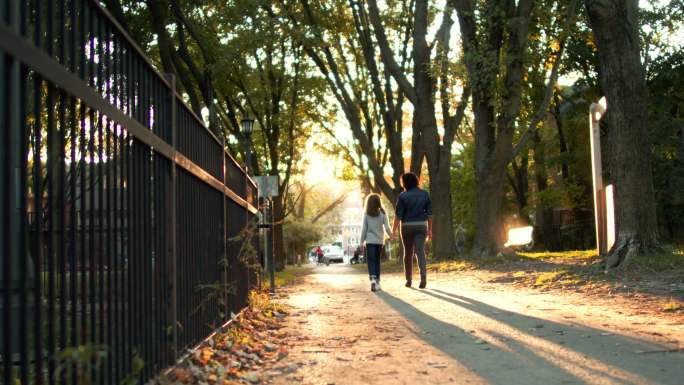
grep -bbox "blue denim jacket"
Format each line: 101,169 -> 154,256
395,188 -> 432,222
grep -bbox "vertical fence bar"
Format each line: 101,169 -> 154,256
46,0 -> 57,382
67,2 -> 79,384
57,2 -> 68,384
164,73 -> 178,363
222,143 -> 228,321
3,3 -> 28,385
31,0 -> 44,378
0,3 -> 7,382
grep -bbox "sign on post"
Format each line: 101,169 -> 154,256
253,175 -> 278,293
253,175 -> 279,198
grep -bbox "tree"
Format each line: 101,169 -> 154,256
271,0 -> 414,204
109,0 -> 330,270
585,0 -> 660,266
367,0 -> 470,258
649,51 -> 684,243
451,0 -> 577,257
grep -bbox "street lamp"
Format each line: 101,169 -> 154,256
241,115 -> 255,173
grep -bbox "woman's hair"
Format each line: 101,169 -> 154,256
400,172 -> 419,191
364,193 -> 385,217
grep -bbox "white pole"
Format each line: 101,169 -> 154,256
589,97 -> 607,254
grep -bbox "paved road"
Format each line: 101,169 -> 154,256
271,264 -> 684,385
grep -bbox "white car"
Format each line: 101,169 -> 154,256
321,245 -> 344,264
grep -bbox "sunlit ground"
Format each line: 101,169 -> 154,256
288,264 -> 682,385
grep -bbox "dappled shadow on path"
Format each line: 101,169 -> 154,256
376,287 -> 682,385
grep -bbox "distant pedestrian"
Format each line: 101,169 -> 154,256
360,193 -> 391,292
314,246 -> 324,265
391,172 -> 432,289
351,245 -> 363,264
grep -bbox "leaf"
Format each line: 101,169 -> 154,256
174,368 -> 191,383
194,347 -> 214,366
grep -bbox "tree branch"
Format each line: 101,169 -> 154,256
510,0 -> 578,161
366,0 -> 418,103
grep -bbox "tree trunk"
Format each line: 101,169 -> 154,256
472,157 -> 509,257
470,90 -> 505,257
586,0 -> 660,267
552,94 -> 570,180
272,196 -> 286,271
429,156 -> 456,258
533,132 -> 555,249
509,157 -> 530,223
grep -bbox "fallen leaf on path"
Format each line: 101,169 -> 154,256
174,368 -> 191,382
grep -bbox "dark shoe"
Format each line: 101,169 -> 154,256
419,280 -> 426,289
405,280 -> 412,287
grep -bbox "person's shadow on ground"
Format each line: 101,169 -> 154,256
376,288 -> 682,385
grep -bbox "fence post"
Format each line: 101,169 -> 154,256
1,1 -> 30,379
222,140 -> 229,320
164,74 -> 178,361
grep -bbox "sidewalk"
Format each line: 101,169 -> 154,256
268,264 -> 684,385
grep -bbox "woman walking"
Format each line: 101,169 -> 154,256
391,172 -> 432,288
360,194 -> 391,292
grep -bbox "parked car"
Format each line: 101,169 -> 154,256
321,245 -> 344,264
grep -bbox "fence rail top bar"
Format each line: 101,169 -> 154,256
0,21 -> 258,215
88,0 -> 222,148
247,173 -> 257,189
224,150 -> 258,189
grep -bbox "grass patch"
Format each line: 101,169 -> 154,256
267,265 -> 312,289
532,269 -> 583,288
428,259 -> 477,273
518,250 -> 598,260
627,247 -> 684,272
662,299 -> 683,313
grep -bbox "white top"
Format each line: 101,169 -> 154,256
360,212 -> 391,245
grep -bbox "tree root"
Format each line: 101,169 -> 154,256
604,235 -> 661,270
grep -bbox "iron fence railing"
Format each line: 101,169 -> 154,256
0,0 -> 259,384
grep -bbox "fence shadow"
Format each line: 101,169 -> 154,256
376,288 -> 681,385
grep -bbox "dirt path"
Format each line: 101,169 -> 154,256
269,264 -> 684,385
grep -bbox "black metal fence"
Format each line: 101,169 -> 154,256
0,0 -> 260,384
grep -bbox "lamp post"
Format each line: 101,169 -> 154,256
241,116 -> 255,173
589,97 -> 615,255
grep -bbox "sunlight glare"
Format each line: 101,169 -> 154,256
504,226 -> 534,247
303,149 -> 340,186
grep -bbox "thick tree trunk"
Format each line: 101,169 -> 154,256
429,157 -> 456,258
413,0 -> 455,257
470,91 -> 505,256
472,158 -> 509,257
586,0 -> 660,267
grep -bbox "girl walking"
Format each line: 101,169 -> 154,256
391,172 -> 432,289
360,193 -> 391,292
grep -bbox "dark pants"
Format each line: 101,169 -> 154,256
365,243 -> 382,281
401,225 -> 427,283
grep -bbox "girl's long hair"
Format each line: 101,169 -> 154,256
364,193 -> 385,217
